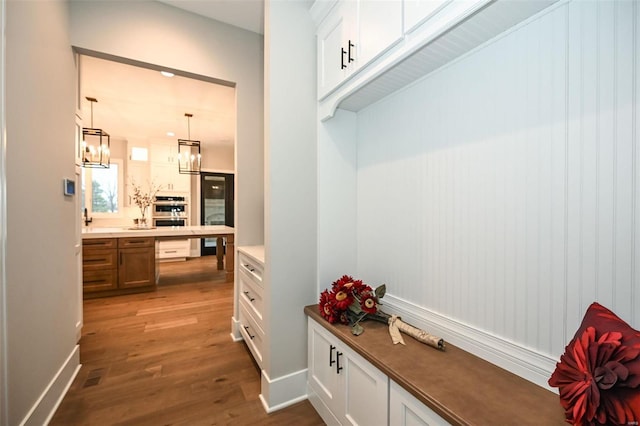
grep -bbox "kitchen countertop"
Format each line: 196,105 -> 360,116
81,225 -> 235,239
237,245 -> 264,264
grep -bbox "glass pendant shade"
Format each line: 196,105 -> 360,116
82,97 -> 110,168
178,113 -> 201,175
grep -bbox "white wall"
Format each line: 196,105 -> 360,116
69,0 -> 264,248
262,0 -> 317,410
354,0 -> 640,387
5,0 -> 80,423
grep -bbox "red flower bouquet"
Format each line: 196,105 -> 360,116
318,275 -> 445,350
318,275 -> 385,335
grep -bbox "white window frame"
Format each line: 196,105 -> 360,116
82,158 -> 124,218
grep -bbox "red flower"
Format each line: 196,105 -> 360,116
360,294 -> 378,314
548,326 -> 640,425
319,290 -> 339,324
333,285 -> 354,311
331,275 -> 355,291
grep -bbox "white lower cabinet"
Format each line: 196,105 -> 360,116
156,240 -> 190,261
308,317 -> 450,426
236,246 -> 265,368
389,380 -> 450,426
308,318 -> 388,426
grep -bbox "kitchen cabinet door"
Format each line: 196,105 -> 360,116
118,237 -> 155,288
150,163 -> 190,193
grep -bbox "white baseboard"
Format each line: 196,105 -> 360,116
230,316 -> 242,342
259,368 -> 308,413
20,345 -> 81,426
382,294 -> 558,392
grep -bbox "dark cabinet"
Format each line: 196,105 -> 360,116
82,237 -> 155,297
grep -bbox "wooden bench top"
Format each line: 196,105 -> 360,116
305,305 -> 566,425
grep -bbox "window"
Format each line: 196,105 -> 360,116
82,159 -> 124,216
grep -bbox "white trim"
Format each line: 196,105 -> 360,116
382,294 -> 559,392
230,316 -> 243,342
258,368 -> 308,413
0,0 -> 7,422
18,345 -> 80,426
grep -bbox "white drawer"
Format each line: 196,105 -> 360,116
238,251 -> 263,284
157,239 -> 189,259
239,268 -> 263,321
239,301 -> 264,368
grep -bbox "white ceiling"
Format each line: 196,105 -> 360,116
80,0 -> 266,153
81,55 -> 237,148
157,0 -> 265,34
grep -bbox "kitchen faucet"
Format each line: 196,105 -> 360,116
84,208 -> 93,226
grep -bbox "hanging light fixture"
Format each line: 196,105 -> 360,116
177,113 -> 201,175
81,97 -> 110,168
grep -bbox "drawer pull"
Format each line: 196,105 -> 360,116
84,278 -> 107,284
336,351 -> 343,374
329,344 -> 336,367
128,240 -> 146,245
243,325 -> 255,340
243,291 -> 255,302
165,250 -> 178,254
85,258 -> 108,263
243,263 -> 255,272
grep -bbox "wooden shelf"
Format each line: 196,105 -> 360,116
305,305 -> 565,425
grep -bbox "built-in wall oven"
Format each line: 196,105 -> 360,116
152,195 -> 188,227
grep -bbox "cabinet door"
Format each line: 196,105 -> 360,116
118,247 -> 155,288
150,141 -> 176,164
404,0 -> 448,34
151,163 -> 190,193
357,0 -> 403,67
342,347 -> 389,426
317,1 -> 357,99
308,320 -> 342,416
389,380 -> 450,426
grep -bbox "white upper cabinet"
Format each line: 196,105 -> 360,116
317,1 -> 357,99
316,0 -> 402,99
357,0 -> 403,66
403,0 -> 448,33
149,141 -> 190,193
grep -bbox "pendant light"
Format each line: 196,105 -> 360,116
81,97 -> 111,168
177,113 -> 201,175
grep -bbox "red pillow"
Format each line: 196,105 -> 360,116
549,302 -> 640,425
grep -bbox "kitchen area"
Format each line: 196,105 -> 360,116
78,54 -> 238,298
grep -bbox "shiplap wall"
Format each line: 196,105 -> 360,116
356,0 -> 640,371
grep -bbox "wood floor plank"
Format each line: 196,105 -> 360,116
50,257 -> 324,425
136,300 -> 216,316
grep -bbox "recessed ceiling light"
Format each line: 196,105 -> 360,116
160,71 -> 175,78
167,131 -> 175,137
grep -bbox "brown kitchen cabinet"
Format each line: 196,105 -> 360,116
82,237 -> 155,297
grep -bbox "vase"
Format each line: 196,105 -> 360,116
138,206 -> 148,228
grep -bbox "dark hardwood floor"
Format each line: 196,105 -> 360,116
51,257 -> 325,426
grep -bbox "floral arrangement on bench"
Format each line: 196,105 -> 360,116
318,275 -> 445,350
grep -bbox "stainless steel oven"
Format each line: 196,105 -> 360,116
153,217 -> 187,227
152,195 -> 188,227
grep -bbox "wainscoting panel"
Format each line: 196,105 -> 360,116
355,0 -> 639,380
